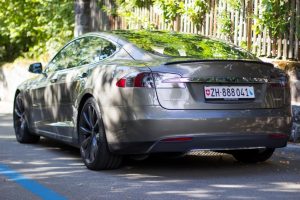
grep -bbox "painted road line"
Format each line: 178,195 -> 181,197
0,164 -> 67,200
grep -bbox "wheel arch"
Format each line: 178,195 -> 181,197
13,90 -> 21,126
13,89 -> 21,109
15,89 -> 21,96
77,93 -> 94,131
76,92 -> 115,153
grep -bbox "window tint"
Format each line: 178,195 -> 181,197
46,36 -> 116,72
113,30 -> 258,60
78,37 -> 117,65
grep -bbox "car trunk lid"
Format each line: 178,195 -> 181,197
149,60 -> 289,110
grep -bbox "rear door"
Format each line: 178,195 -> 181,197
150,60 -> 289,110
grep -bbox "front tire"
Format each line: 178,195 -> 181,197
232,148 -> 275,163
13,93 -> 40,143
78,97 -> 122,170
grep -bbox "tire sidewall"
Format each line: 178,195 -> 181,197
79,97 -> 109,169
13,93 -> 26,142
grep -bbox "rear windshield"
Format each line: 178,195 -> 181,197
113,30 -> 257,60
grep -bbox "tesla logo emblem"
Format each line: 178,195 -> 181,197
224,64 -> 233,71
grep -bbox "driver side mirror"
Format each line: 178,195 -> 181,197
29,63 -> 43,74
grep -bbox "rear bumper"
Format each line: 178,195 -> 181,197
102,106 -> 291,154
111,134 -> 288,154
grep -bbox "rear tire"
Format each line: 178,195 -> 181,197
232,148 -> 275,163
78,97 -> 122,170
13,93 -> 40,143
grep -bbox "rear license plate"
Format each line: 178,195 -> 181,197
204,86 -> 255,99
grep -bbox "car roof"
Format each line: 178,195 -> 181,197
79,30 -> 259,62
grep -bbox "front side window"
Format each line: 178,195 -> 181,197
46,40 -> 82,73
46,36 -> 117,73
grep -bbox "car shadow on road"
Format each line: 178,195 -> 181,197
26,137 -> 291,180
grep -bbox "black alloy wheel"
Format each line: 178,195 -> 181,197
13,93 -> 40,143
78,97 -> 122,170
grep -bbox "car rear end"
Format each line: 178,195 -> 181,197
108,60 -> 291,154
105,30 -> 291,155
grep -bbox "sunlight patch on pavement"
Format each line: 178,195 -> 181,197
28,161 -> 49,165
259,182 -> 300,192
52,157 -> 81,161
25,170 -> 86,179
0,135 -> 15,139
118,173 -> 161,180
272,182 -> 300,190
211,184 -> 254,189
0,122 -> 12,127
142,180 -> 185,183
18,166 -> 83,173
147,189 -> 215,198
227,195 -> 257,199
6,161 -> 25,164
68,162 -> 84,166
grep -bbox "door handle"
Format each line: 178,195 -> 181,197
50,78 -> 57,83
78,72 -> 88,79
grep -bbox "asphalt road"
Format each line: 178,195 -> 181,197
1,113 -> 300,200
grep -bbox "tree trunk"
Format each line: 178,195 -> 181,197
174,16 -> 181,32
272,36 -> 277,57
74,0 -> 92,37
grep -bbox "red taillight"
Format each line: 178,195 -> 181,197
134,72 -> 153,87
269,133 -> 288,139
116,72 -> 153,88
116,72 -> 184,88
116,78 -> 126,88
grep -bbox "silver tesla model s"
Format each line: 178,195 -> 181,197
13,30 -> 291,170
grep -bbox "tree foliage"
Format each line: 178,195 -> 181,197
101,0 -> 209,31
217,0 -> 242,42
255,0 -> 289,38
186,0 -> 209,31
0,0 -> 74,62
154,0 -> 185,29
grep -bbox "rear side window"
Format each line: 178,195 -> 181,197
46,36 -> 116,72
78,36 -> 117,65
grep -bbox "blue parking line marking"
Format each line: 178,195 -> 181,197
0,164 -> 67,200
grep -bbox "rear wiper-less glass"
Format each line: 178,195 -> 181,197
164,59 -> 265,65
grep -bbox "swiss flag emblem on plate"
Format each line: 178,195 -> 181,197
205,89 -> 211,96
